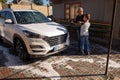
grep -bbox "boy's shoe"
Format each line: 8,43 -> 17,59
84,51 -> 90,55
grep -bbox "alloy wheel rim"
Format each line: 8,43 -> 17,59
16,39 -> 26,58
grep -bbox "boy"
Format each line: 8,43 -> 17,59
80,14 -> 91,55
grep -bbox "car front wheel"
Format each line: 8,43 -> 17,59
14,38 -> 29,59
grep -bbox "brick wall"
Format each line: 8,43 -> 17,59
32,4 -> 48,16
0,3 -> 2,10
0,3 -> 52,16
11,3 -> 31,10
0,3 -> 8,10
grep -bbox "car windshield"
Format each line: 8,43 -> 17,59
14,11 -> 50,24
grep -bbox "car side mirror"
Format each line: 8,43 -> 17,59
5,19 -> 13,24
0,18 -> 5,26
48,18 -> 52,21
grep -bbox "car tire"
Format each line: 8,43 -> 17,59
14,38 -> 29,59
0,36 -> 4,43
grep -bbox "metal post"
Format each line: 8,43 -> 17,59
31,3 -> 32,9
47,4 -> 50,16
105,0 -> 117,76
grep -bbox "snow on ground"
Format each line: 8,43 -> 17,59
0,43 -> 120,79
0,46 -> 23,66
65,65 -> 74,70
97,56 -> 120,69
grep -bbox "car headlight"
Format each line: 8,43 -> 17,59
23,30 -> 44,38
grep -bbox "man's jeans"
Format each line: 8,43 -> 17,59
80,36 -> 90,54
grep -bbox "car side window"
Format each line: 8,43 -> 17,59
0,11 -> 6,19
5,12 -> 14,20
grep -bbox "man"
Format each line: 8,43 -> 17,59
75,7 -> 84,23
75,7 -> 84,53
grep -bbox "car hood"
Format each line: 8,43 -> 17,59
17,22 -> 67,37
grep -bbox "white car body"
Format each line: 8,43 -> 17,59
0,9 -> 69,57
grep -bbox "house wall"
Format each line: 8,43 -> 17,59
104,0 -> 114,23
52,0 -> 120,39
113,0 -> 120,39
80,0 -> 114,23
81,0 -> 120,39
80,0 -> 105,22
53,3 -> 64,19
80,0 -> 120,39
52,0 -> 114,23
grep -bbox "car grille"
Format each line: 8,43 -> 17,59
43,33 -> 67,46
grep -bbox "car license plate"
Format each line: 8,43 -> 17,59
54,44 -> 65,51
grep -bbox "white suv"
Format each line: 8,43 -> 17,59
0,9 -> 69,58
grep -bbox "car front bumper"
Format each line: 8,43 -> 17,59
25,34 -> 69,56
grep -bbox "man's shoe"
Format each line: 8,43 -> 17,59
80,51 -> 85,55
84,50 -> 90,55
86,52 -> 90,55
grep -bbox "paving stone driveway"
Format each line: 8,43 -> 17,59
0,40 -> 120,80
